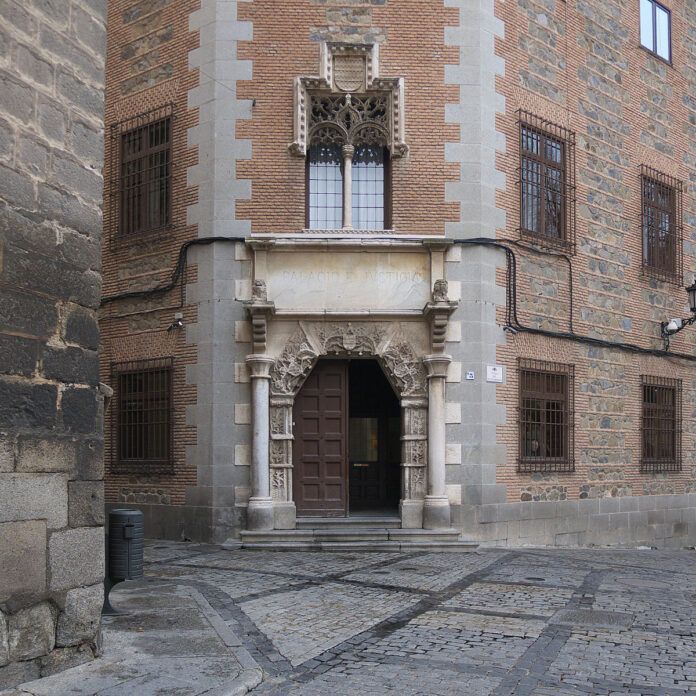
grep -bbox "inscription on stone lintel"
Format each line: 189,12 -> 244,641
265,250 -> 431,312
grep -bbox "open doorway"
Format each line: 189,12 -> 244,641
348,360 -> 400,514
292,359 -> 401,517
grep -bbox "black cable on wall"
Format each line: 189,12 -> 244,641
100,234 -> 696,364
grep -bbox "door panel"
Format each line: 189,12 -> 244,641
293,360 -> 348,516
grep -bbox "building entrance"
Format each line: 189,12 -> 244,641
292,359 -> 400,517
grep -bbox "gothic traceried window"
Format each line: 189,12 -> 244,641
291,43 -> 407,231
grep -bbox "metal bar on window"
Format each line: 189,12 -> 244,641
517,358 -> 574,473
110,358 -> 174,474
641,375 -> 682,473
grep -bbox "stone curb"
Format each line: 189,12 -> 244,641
202,668 -> 264,696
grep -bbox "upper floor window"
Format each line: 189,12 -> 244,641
306,95 -> 390,230
290,43 -> 407,231
640,0 -> 671,62
308,139 -> 388,230
111,358 -> 173,473
110,104 -> 174,240
641,165 -> 682,283
517,359 -> 575,473
641,375 -> 681,472
517,111 -> 575,251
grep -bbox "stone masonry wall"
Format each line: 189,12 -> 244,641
0,0 -> 106,688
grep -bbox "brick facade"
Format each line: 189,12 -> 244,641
0,0 -> 107,688
101,0 -> 696,547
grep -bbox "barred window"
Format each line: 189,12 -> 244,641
641,376 -> 681,473
112,358 -> 172,472
110,105 -> 174,239
518,359 -> 574,473
640,0 -> 671,63
518,111 -> 575,251
641,166 -> 683,283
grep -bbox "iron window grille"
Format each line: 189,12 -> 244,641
109,104 -> 174,242
639,0 -> 671,63
641,165 -> 683,284
517,110 -> 576,252
111,358 -> 173,474
641,375 -> 682,473
518,358 -> 575,473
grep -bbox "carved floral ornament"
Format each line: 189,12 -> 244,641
290,42 -> 408,158
269,322 -> 427,397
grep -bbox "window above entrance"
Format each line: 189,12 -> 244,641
290,43 -> 407,231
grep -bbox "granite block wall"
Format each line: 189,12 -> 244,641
0,0 -> 106,688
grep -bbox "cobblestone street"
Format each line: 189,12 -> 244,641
7,543 -> 696,696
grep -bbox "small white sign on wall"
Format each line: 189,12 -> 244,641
486,365 -> 504,383
465,371 -> 475,381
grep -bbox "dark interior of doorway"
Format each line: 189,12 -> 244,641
348,360 -> 400,514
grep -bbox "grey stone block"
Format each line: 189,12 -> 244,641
0,520 -> 47,603
48,527 -> 104,591
599,497 -> 621,513
619,496 -> 639,512
68,480 -> 104,526
0,71 -> 34,122
61,387 -> 98,434
64,306 -> 99,350
15,45 -> 53,88
0,658 -> 40,691
0,334 -> 38,377
0,286 -> 58,339
531,501 -> 557,519
0,163 -> 34,210
8,602 -> 55,661
16,436 -> 78,474
42,346 -> 99,385
39,642 -> 95,677
36,183 -> 101,241
0,474 -> 67,529
56,583 -> 102,647
0,609 -> 8,667
0,435 -> 14,473
56,69 -> 103,120
0,378 -> 57,430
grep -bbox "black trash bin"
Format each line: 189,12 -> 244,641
103,509 -> 144,614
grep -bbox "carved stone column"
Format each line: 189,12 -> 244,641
399,397 -> 428,528
246,355 -> 275,531
342,144 -> 354,229
422,354 -> 452,529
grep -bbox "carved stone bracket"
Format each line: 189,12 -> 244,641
245,280 -> 275,353
289,42 -> 408,158
424,279 -> 458,354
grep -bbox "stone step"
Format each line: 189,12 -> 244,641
239,540 -> 478,552
235,527 -> 477,552
296,516 -> 402,529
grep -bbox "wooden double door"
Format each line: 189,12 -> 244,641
293,360 -> 401,517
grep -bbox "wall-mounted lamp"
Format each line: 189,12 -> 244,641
167,312 -> 184,332
660,280 -> 696,349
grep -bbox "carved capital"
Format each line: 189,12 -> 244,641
423,354 -> 452,379
246,355 -> 274,379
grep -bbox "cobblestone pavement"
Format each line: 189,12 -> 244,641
6,543 -> 696,695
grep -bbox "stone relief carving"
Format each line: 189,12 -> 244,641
432,279 -> 449,303
409,466 -> 426,499
381,334 -> 427,396
270,322 -> 426,397
290,42 -> 408,158
271,468 -> 286,501
317,322 -> 384,355
270,326 -> 318,395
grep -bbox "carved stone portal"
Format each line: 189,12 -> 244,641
267,322 -> 429,527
